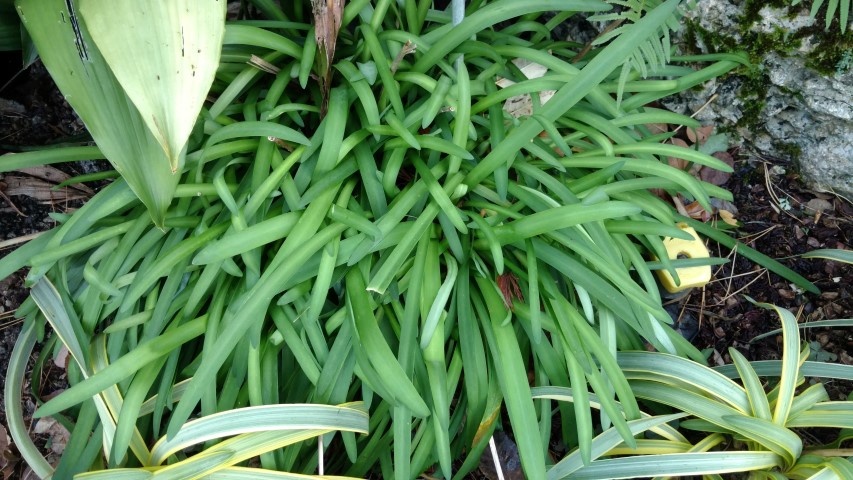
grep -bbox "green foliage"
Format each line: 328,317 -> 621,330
536,300 -> 853,479
590,0 -> 687,105
3,0 -> 841,479
792,0 -> 852,32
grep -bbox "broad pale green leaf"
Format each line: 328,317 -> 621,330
802,248 -> 853,264
5,322 -> 54,479
722,415 -> 802,468
15,0 -> 179,227
715,361 -> 853,381
565,452 -> 783,479
547,414 -> 686,479
149,403 -> 368,465
618,351 -> 750,414
79,0 -> 226,172
749,299 -> 800,425
29,279 -> 118,452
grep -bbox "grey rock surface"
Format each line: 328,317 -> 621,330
663,0 -> 853,198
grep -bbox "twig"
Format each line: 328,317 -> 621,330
763,162 -> 803,224
0,231 -> 44,251
0,187 -> 26,217
673,94 -> 719,135
572,19 -> 625,63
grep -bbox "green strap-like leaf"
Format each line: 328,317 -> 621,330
149,403 -> 368,465
565,452 -> 783,480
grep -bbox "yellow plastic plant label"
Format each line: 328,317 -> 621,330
656,223 -> 712,293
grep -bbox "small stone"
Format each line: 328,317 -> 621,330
777,289 -> 796,300
805,198 -> 833,214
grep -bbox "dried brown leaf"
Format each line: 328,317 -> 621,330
668,138 -> 690,170
718,209 -> 738,226
0,424 -> 16,478
645,123 -> 669,135
312,0 -> 344,107
683,200 -> 712,222
686,125 -> 714,144
497,58 -> 555,118
699,165 -> 732,186
2,176 -> 90,204
33,418 -> 70,455
53,345 -> 70,370
805,198 -> 833,215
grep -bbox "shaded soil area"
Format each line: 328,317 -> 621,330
0,52 -> 850,478
690,150 -> 853,401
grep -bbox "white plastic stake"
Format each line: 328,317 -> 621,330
489,435 -> 506,480
318,435 -> 325,475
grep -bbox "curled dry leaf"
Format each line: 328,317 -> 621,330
683,199 -> 712,222
312,0 -> 345,106
686,125 -> 713,144
644,122 -> 670,134
20,467 -> 38,480
805,198 -> 833,215
718,209 -> 738,226
15,166 -> 93,193
53,345 -> 70,369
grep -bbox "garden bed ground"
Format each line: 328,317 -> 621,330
0,50 -> 850,479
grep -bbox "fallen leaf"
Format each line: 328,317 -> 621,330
16,166 -> 93,194
698,151 -> 734,186
683,200 -> 712,222
0,424 -> 18,479
710,198 -> 738,214
53,345 -> 70,369
2,176 -> 90,204
644,123 -> 669,134
777,289 -> 796,300
698,132 -> 729,155
686,125 -> 714,144
667,138 -> 690,170
718,209 -> 737,226
496,58 -> 555,118
33,418 -> 70,455
21,467 -> 38,480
